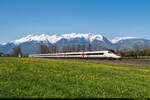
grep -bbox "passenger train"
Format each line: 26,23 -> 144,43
29,49 -> 121,60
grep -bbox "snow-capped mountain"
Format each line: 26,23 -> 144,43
12,34 -> 59,45
0,33 -> 150,54
0,42 -> 7,45
111,37 -> 137,44
0,33 -> 106,54
11,33 -> 103,45
113,38 -> 150,50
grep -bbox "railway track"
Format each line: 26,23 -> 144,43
83,59 -> 150,66
45,58 -> 150,66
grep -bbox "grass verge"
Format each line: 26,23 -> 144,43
0,57 -> 150,98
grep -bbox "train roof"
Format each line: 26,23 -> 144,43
30,50 -> 115,55
64,50 -> 109,53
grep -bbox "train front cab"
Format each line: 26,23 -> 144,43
106,50 -> 121,60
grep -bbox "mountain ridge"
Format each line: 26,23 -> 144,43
10,33 -> 104,45
0,33 -> 150,54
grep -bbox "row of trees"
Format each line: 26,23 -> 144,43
1,43 -> 150,58
39,43 -> 107,54
9,43 -> 96,57
40,44 -> 86,54
0,46 -> 23,57
40,43 -> 150,58
118,44 -> 150,58
8,43 -> 95,57
9,45 -> 27,57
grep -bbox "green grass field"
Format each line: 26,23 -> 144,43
0,57 -> 150,98
123,56 -> 150,60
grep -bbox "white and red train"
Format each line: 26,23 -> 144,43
29,49 -> 121,60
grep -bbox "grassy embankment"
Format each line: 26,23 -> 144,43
0,57 -> 150,98
123,56 -> 150,60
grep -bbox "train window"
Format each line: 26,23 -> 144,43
108,51 -> 112,53
86,53 -> 104,55
108,50 -> 118,54
67,54 -> 80,55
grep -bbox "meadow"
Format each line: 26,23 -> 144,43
0,57 -> 150,98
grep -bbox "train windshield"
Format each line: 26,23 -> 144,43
108,50 -> 118,54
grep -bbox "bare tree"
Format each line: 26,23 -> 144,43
133,44 -> 140,58
118,44 -> 150,58
98,45 -> 107,50
11,45 -> 23,57
23,54 -> 29,57
77,44 -> 81,52
40,44 -> 49,54
63,45 -> 70,52
143,45 -> 150,57
92,44 -> 97,51
52,43 -> 58,53
70,44 -> 76,52
0,52 -> 3,57
49,45 -> 53,53
88,42 -> 92,51
81,44 -> 86,52
62,45 -> 68,53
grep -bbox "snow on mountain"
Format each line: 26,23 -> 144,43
111,37 -> 137,44
11,33 -> 104,45
0,42 -> 7,45
0,33 -> 140,46
62,33 -> 103,42
12,34 -> 48,45
1,33 -> 150,54
11,34 -> 60,45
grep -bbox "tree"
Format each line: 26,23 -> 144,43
88,42 -> 92,51
98,45 -> 108,50
40,44 -> 49,54
49,45 -> 53,53
92,44 -> 97,51
116,46 -> 121,53
52,43 -> 58,53
11,45 -> 23,57
81,44 -> 86,52
63,45 -> 71,52
119,48 -> 130,57
143,45 -> 150,57
62,45 -> 68,53
23,54 -> 29,57
133,44 -> 140,58
70,44 -> 76,52
77,44 -> 81,52
0,52 -> 3,57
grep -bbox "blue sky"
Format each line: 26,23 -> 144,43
0,0 -> 150,42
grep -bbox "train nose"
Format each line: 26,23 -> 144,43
115,54 -> 121,58
116,54 -> 121,56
